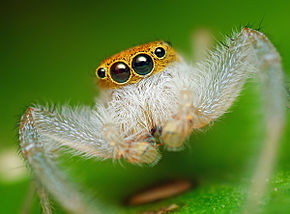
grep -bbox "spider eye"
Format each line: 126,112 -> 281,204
110,62 -> 131,83
97,68 -> 106,79
154,47 -> 166,58
132,54 -> 153,76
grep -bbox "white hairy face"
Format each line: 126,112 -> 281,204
96,33 -> 254,155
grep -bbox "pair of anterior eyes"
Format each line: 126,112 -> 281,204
97,47 -> 166,84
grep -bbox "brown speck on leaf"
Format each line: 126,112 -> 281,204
143,204 -> 179,214
125,179 -> 194,206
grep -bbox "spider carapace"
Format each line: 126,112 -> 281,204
96,41 -> 178,88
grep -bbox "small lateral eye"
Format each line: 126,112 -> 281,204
132,54 -> 153,76
110,62 -> 131,83
97,68 -> 106,79
154,47 -> 166,58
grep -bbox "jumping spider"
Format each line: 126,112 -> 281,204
19,28 -> 286,213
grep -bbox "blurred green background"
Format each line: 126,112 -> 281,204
0,0 -> 289,213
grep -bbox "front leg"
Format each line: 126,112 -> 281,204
19,106 -> 115,214
162,28 -> 285,153
162,28 -> 286,212
19,105 -> 159,213
161,28 -> 253,149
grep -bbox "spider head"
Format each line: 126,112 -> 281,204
96,41 -> 178,89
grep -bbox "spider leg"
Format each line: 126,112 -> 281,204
162,28 -> 285,211
162,28 -> 255,149
19,104 -> 160,212
19,106 -> 119,213
37,184 -> 52,214
242,28 -> 286,212
191,28 -> 214,62
161,27 -> 286,169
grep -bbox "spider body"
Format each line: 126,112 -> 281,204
19,28 -> 286,214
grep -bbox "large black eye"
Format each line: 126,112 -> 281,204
110,62 -> 131,83
97,68 -> 106,79
154,47 -> 166,58
132,54 -> 153,76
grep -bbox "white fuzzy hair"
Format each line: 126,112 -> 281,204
21,30 -> 255,161
101,33 -> 254,142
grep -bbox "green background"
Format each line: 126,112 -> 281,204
0,0 -> 289,213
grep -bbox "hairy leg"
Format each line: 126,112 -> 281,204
162,28 -> 286,212
162,28 -> 255,149
19,107 -> 110,213
19,106 -> 159,213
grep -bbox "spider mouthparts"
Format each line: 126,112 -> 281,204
161,121 -> 185,149
127,142 -> 160,164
